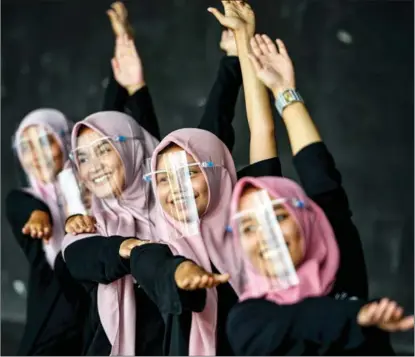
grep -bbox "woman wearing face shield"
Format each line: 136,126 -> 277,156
5,109 -> 89,355
226,177 -> 413,355
61,111 -> 166,356
222,34 -> 414,355
125,2 -> 285,355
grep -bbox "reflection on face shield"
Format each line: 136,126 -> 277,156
233,189 -> 300,291
72,135 -> 125,199
17,126 -> 62,184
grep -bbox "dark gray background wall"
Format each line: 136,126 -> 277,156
1,0 -> 414,354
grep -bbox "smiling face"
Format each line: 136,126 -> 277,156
19,125 -> 64,183
237,186 -> 305,278
75,127 -> 125,199
155,144 -> 209,223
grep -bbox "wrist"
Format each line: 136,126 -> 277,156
126,82 -> 145,95
272,85 -> 296,99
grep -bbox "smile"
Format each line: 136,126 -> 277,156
91,173 -> 112,184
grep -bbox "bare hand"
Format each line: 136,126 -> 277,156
358,298 -> 414,332
65,215 -> 97,235
22,210 -> 52,241
220,30 -> 237,57
112,34 -> 145,95
208,1 -> 255,36
119,238 -> 149,258
249,35 -> 295,97
107,1 -> 134,38
175,260 -> 230,291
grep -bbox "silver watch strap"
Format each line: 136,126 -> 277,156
275,89 -> 304,116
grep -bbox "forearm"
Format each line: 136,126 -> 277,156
280,101 -> 322,156
235,29 -> 277,163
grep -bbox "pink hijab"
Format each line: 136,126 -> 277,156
230,176 -> 340,305
150,128 -> 241,356
13,108 -> 72,268
61,111 -> 159,356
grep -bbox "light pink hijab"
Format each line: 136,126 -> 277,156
61,111 -> 159,356
150,128 -> 241,356
230,176 -> 340,305
13,108 -> 72,268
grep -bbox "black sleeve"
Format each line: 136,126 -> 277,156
5,189 -> 52,266
237,157 -> 283,180
293,142 -> 368,299
126,86 -> 161,140
130,243 -> 206,314
102,66 -> 129,112
198,56 -> 242,152
226,297 -> 373,356
64,235 -> 130,284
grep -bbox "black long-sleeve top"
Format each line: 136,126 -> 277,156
226,296 -> 395,356
102,68 -> 161,141
225,142 -> 385,356
5,190 -> 89,356
129,157 -> 283,356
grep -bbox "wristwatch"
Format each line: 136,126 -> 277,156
275,89 -> 304,116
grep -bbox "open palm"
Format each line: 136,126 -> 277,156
249,34 -> 295,96
111,34 -> 144,89
208,1 -> 255,36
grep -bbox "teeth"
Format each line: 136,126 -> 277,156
261,249 -> 279,259
93,175 -> 109,183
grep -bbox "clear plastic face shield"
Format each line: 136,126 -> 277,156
232,189 -> 302,294
70,133 -> 128,203
143,149 -> 213,240
13,125 -> 64,187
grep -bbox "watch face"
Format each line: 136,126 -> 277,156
283,91 -> 294,102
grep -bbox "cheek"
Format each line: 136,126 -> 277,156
192,175 -> 209,197
157,185 -> 168,204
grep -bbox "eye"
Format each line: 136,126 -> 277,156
188,170 -> 198,177
20,142 -> 30,153
276,213 -> 289,223
78,157 -> 87,164
242,224 -> 258,235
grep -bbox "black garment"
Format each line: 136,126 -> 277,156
63,236 -> 165,356
198,56 -> 242,153
226,296 -> 395,356
5,190 -> 88,356
292,142 -> 368,299
102,68 -> 161,141
130,157 -> 283,356
225,142 -> 374,356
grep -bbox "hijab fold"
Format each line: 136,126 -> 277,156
62,111 -> 159,356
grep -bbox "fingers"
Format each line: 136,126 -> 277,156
178,272 -> 229,291
248,54 -> 262,74
22,222 -> 52,239
261,34 -> 278,55
112,1 -> 127,20
255,34 -> 271,57
358,301 -> 379,326
276,38 -> 289,57
396,315 -> 415,331
250,36 -> 265,58
65,216 -> 96,235
373,298 -> 391,321
207,7 -> 228,27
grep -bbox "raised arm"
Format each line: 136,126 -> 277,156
198,30 -> 242,152
105,2 -> 161,140
208,2 -> 277,164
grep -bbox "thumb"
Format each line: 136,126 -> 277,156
207,7 -> 229,27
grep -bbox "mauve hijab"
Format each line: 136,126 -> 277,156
230,176 -> 340,305
150,128 -> 241,356
14,108 -> 72,268
62,111 -> 159,356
